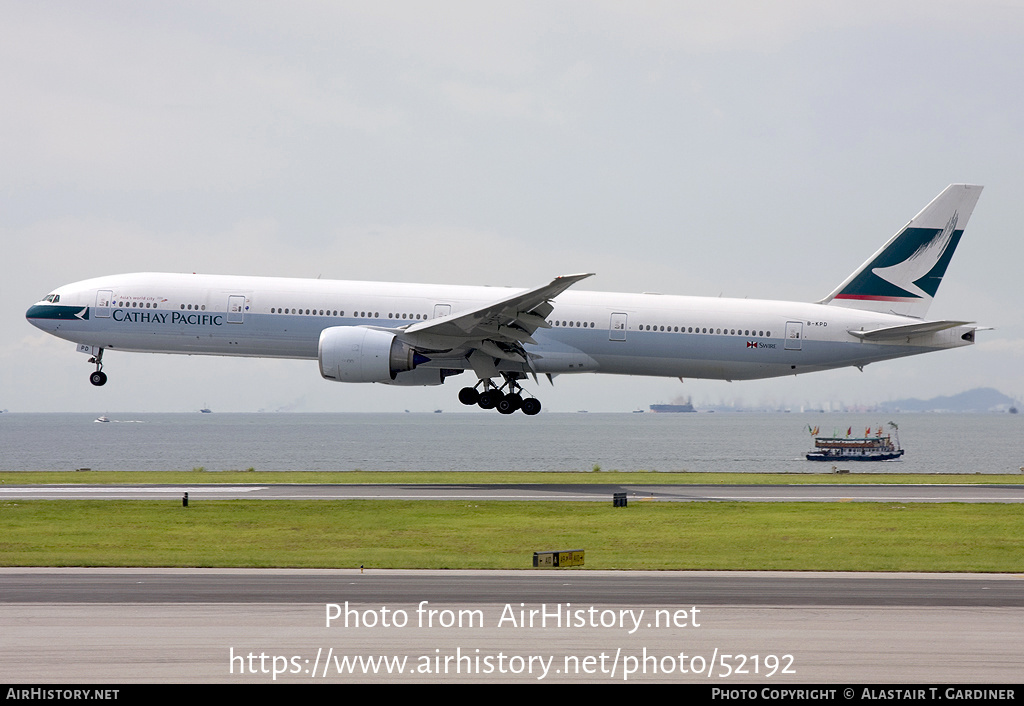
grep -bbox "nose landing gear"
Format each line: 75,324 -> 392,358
88,349 -> 107,386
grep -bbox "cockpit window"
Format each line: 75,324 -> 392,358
44,294 -> 60,303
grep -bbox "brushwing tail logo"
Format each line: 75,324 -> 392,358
870,210 -> 959,301
820,184 -> 981,318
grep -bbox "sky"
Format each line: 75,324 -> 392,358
3,1 -> 1023,413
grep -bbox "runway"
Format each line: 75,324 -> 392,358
4,482 -> 1024,502
3,568 -> 1024,606
2,568 -> 1022,684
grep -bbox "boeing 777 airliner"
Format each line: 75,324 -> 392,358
26,184 -> 983,415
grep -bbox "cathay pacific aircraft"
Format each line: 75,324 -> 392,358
26,184 -> 983,415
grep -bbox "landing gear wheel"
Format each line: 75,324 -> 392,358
497,393 -> 522,414
478,389 -> 502,410
521,398 -> 541,416
458,387 -> 480,405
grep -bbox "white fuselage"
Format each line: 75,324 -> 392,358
26,272 -> 974,383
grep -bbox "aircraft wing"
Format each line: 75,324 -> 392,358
398,273 -> 593,359
848,320 -> 974,341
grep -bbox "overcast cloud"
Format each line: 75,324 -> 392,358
3,2 -> 1022,413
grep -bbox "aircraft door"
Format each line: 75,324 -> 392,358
94,290 -> 113,318
227,295 -> 246,324
785,321 -> 803,350
433,304 -> 451,319
609,312 -> 627,341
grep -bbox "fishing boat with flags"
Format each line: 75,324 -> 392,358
806,422 -> 903,462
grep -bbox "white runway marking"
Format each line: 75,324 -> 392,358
0,486 -> 268,493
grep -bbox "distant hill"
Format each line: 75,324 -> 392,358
878,387 -> 1018,413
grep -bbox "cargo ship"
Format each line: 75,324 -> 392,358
649,398 -> 696,413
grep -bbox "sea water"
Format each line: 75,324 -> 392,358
1,412 -> 1019,474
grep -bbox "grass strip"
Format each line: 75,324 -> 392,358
2,470 -> 1022,485
2,499 -> 1022,571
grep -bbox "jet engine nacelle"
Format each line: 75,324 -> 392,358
318,326 -> 429,383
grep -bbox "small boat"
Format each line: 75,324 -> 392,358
806,422 -> 903,462
94,416 -> 110,423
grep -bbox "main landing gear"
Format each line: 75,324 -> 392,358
458,374 -> 541,416
88,348 -> 107,386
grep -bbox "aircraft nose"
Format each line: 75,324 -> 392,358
26,304 -> 48,330
26,302 -> 79,329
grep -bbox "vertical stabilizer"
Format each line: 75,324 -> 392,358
818,184 -> 982,318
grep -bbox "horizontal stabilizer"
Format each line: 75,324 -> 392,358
849,320 -> 973,341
